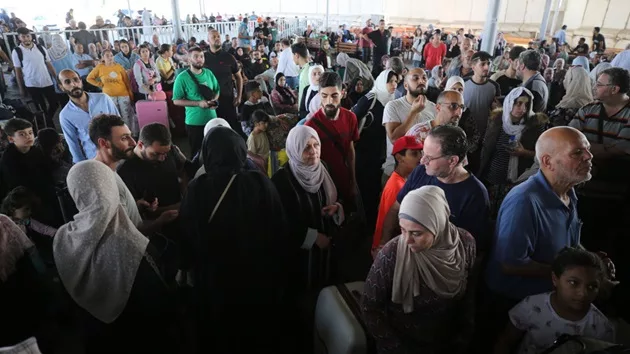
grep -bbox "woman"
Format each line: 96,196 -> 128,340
48,34 -> 75,105
549,66 -> 593,126
114,39 -> 140,71
553,58 -> 565,71
155,43 -> 176,91
445,76 -> 465,94
53,160 -> 175,353
478,87 -> 547,217
572,55 -> 591,71
315,40 -> 333,70
428,65 -> 444,89
87,49 -> 137,134
271,73 -> 298,114
362,186 -> 477,353
411,28 -> 425,68
299,64 -> 324,119
133,44 -> 162,100
445,76 -> 481,157
35,128 -> 72,186
347,77 -> 366,107
179,127 -> 290,353
445,35 -> 461,59
352,69 -> 399,231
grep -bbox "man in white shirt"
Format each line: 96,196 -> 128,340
276,39 -> 299,89
382,68 -> 437,176
12,27 -> 58,128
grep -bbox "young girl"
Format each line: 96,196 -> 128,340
494,248 -> 615,354
247,110 -> 271,163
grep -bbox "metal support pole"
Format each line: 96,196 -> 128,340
325,0 -> 330,31
127,0 -> 132,19
549,0 -> 563,38
538,0 -> 553,41
480,0 -> 501,54
171,0 -> 183,40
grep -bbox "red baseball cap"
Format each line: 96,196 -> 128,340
392,136 -> 424,156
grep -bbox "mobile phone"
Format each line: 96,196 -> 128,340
143,190 -> 156,204
208,100 -> 219,108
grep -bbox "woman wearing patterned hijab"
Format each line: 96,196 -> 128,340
362,186 -> 477,353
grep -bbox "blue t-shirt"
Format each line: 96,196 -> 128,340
485,170 -> 581,300
397,165 -> 490,244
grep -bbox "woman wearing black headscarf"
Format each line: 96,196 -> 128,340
179,126 -> 291,353
271,72 -> 298,114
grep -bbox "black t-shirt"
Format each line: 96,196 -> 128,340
204,50 -> 239,99
116,149 -> 184,207
593,33 -> 606,51
495,74 -> 522,97
367,29 -> 390,55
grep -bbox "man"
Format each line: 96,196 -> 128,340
90,114 -> 178,234
58,69 -> 119,163
117,123 -> 188,215
491,46 -> 527,97
204,29 -> 244,139
406,90 -> 465,142
238,17 -> 251,50
571,37 -> 590,57
554,24 -> 567,46
380,125 -> 489,249
71,22 -> 98,54
305,72 -> 359,204
517,49 -> 549,113
90,15 -> 115,42
366,19 -> 390,77
360,19 -> 373,64
292,42 -> 310,103
276,39 -> 299,89
463,51 -> 500,138
173,46 -> 221,158
592,26 -> 606,53
485,126 -> 593,303
222,34 -> 231,52
447,39 -> 474,78
382,68 -> 437,176
372,135 -> 423,257
12,27 -> 58,128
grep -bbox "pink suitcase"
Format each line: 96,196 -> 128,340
135,100 -> 169,130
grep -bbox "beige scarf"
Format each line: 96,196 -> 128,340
391,186 -> 467,313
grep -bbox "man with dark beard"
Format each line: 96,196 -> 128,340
204,29 -> 245,138
382,68 -> 437,177
305,72 -> 360,206
58,69 -> 120,163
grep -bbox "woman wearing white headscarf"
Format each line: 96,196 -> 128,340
572,55 -> 591,70
351,69 -> 400,229
299,64 -> 324,119
53,160 -> 176,353
428,65 -> 444,88
48,34 -> 74,97
478,87 -> 548,217
444,76 -> 481,156
549,66 -> 594,126
362,186 -> 476,353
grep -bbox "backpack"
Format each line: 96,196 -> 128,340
357,95 -> 378,135
14,44 -> 47,67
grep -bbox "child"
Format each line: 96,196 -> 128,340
494,247 -> 616,354
1,186 -> 58,267
247,110 -> 271,162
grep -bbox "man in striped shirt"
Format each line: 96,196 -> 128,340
569,67 -> 630,158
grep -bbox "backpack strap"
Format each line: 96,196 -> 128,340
14,44 -> 47,67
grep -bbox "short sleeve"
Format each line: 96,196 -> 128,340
382,101 -> 400,126
349,111 -> 360,142
494,194 -> 537,266
11,49 -> 20,68
172,74 -> 186,101
43,47 -> 51,62
508,297 -> 533,331
568,108 -> 585,131
229,54 -> 239,74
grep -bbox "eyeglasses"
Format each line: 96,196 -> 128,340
594,82 -> 614,87
421,154 -> 447,163
439,102 -> 465,111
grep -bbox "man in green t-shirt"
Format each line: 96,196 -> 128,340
173,47 -> 220,158
291,42 -> 310,104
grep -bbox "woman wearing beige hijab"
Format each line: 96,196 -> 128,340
361,186 -> 477,353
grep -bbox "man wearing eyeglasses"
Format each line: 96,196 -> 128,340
406,90 -> 466,140
379,125 -> 490,251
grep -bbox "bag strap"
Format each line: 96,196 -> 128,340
208,174 -> 237,223
311,118 -> 348,165
187,68 -> 208,97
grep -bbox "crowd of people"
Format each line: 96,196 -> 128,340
2,9 -> 630,354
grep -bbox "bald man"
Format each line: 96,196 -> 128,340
382,67 -> 437,176
58,69 -> 119,162
485,126 -> 593,304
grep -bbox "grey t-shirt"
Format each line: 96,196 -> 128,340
523,72 -> 549,113
115,173 -> 142,228
463,78 -> 500,135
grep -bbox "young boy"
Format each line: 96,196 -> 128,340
494,247 -> 616,354
247,110 -> 271,162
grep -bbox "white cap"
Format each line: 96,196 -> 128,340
204,118 -> 231,136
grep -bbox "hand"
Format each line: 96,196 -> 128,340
321,204 -> 339,216
597,251 -> 616,279
198,100 -> 210,108
137,198 -> 159,212
410,95 -> 426,114
158,209 -> 179,224
315,233 -> 331,249
233,95 -> 241,107
508,142 -> 528,157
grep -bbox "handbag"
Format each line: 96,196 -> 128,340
541,334 -> 625,354
187,69 -> 216,101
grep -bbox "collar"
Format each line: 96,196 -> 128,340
533,170 -> 577,209
68,93 -> 91,110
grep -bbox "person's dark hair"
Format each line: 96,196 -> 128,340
387,56 -> 405,75
427,125 -> 468,163
102,49 -> 113,56
139,123 -> 171,146
291,42 -> 308,59
580,37 -> 586,42
519,49 -> 542,71
4,118 -> 32,137
158,43 -> 171,55
36,128 -> 61,155
562,25 -> 567,30
386,71 -> 399,84
594,27 -> 601,32
188,46 -> 203,54
552,247 -> 605,280
189,37 -> 197,42
471,51 -> 492,64
251,110 -> 271,124
509,46 -> 526,61
119,39 -> 129,46
600,67 -> 630,94
16,27 -> 30,35
138,44 -> 151,54
393,149 -> 407,168
281,39 -> 290,47
88,114 -> 125,146
0,186 -> 35,217
78,21 -> 87,30
318,71 -> 342,90
245,80 -> 261,95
